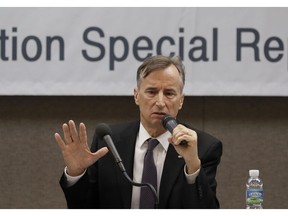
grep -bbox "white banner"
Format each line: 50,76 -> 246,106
1,7 -> 288,96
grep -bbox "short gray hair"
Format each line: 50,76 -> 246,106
136,55 -> 185,92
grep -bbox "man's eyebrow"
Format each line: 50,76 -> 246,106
164,87 -> 177,91
145,86 -> 158,90
144,86 -> 178,92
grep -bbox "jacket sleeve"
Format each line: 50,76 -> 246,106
182,139 -> 223,208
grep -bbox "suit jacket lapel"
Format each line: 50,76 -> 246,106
113,121 -> 140,208
110,121 -> 185,208
159,144 -> 185,208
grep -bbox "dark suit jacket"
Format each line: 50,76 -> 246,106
60,121 -> 223,209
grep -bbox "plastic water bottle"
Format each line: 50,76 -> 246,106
246,169 -> 264,209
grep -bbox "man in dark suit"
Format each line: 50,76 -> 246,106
55,55 -> 223,209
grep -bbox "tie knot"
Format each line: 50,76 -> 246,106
147,138 -> 159,151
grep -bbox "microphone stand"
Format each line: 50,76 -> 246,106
97,124 -> 159,209
118,161 -> 159,209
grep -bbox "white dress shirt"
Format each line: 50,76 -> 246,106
130,123 -> 170,208
64,122 -> 200,208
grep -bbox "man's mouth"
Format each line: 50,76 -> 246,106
152,112 -> 167,117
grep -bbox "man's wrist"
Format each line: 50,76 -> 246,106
66,167 -> 86,177
184,165 -> 200,184
185,159 -> 201,174
64,166 -> 86,187
64,166 -> 86,178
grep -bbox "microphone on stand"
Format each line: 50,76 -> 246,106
161,114 -> 188,146
95,123 -> 159,209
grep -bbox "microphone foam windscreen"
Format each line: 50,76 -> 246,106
95,123 -> 112,139
161,114 -> 175,128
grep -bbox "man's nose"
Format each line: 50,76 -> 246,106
155,93 -> 165,107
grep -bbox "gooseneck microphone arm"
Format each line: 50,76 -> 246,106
122,171 -> 159,209
96,123 -> 159,209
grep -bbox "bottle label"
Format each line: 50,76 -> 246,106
246,189 -> 264,204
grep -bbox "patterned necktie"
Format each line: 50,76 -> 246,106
139,138 -> 159,209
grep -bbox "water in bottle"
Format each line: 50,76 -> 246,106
246,169 -> 264,209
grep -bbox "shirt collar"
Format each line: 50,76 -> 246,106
138,123 -> 170,152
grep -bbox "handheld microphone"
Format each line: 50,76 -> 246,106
161,114 -> 188,146
95,123 -> 159,208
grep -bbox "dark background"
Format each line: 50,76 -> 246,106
0,96 -> 287,208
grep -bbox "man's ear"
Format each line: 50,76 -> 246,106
179,94 -> 184,110
134,88 -> 139,105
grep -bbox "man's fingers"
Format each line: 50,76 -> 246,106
54,133 -> 66,150
173,125 -> 197,146
63,123 -> 73,143
68,120 -> 80,143
79,122 -> 87,145
93,147 -> 109,161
